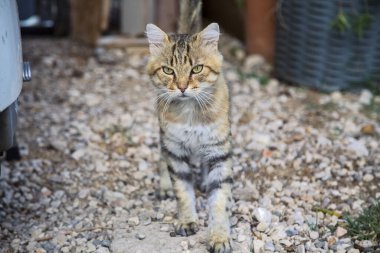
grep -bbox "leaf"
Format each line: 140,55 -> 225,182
331,11 -> 351,33
353,13 -> 372,39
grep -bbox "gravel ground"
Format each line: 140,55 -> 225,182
1,38 -> 379,253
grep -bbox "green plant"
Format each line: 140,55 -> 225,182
353,13 -> 372,39
331,10 -> 351,33
331,1 -> 373,39
344,201 -> 380,241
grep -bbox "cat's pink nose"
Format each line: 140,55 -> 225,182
179,87 -> 186,93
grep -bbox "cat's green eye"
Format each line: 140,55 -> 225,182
191,65 -> 203,74
162,66 -> 174,75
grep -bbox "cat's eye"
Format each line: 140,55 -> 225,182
191,65 -> 203,74
162,66 -> 174,75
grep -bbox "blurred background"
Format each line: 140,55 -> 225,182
16,0 -> 380,93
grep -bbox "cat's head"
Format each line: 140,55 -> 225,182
146,23 -> 223,101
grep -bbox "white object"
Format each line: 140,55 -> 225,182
0,0 -> 23,111
121,0 -> 154,36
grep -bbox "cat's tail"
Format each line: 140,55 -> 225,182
178,0 -> 202,34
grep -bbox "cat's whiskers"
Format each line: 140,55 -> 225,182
194,93 -> 210,114
162,92 -> 177,115
193,94 -> 205,114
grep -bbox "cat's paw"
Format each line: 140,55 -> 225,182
207,236 -> 232,253
175,221 -> 199,236
158,188 -> 174,200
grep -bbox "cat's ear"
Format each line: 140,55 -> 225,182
198,23 -> 220,50
146,24 -> 169,56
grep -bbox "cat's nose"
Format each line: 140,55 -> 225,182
179,87 -> 186,93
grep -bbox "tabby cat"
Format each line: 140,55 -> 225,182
146,4 -> 233,253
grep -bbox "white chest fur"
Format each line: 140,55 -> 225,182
164,120 -> 223,153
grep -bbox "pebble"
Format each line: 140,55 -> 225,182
285,227 -> 298,236
128,216 -> 140,226
314,240 -> 325,248
160,225 -> 169,232
156,212 -> 165,221
335,226 -> 347,237
253,207 -> 272,224
359,89 -> 373,105
253,239 -> 265,253
96,247 -> 111,253
363,174 -> 374,182
256,222 -> 269,232
230,216 -> 238,227
86,242 -> 96,252
135,233 -> 146,240
356,240 -> 372,249
309,231 -> 319,240
264,242 -> 275,252
347,138 -> 369,157
280,239 -> 292,247
296,244 -> 305,253
237,234 -> 246,242
180,240 -> 189,250
35,248 -> 47,253
78,189 -> 89,199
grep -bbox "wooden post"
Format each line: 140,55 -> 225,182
156,0 -> 179,33
70,0 -> 110,46
245,0 -> 276,63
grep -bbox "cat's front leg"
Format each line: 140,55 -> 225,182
158,156 -> 174,199
164,149 -> 199,236
204,151 -> 233,253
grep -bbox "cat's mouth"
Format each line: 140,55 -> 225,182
177,94 -> 191,100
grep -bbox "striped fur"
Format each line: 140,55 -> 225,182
178,0 -> 202,34
146,23 -> 233,253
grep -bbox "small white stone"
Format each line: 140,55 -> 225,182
128,216 -> 140,226
296,244 -> 305,253
180,240 -> 188,250
256,222 -> 269,232
78,189 -> 89,199
357,240 -> 372,248
363,174 -> 374,182
293,211 -> 304,225
61,247 -> 70,253
347,138 -> 369,157
335,227 -> 347,238
331,91 -> 342,101
253,239 -> 265,253
359,89 -> 373,105
272,180 -> 283,191
135,233 -> 146,240
86,242 -> 96,252
156,212 -> 165,220
309,231 -> 319,240
160,225 -> 169,232
138,160 -> 148,171
96,247 -> 110,253
270,225 -> 287,241
253,207 -> 272,224
237,234 -> 246,242
264,242 -> 275,252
